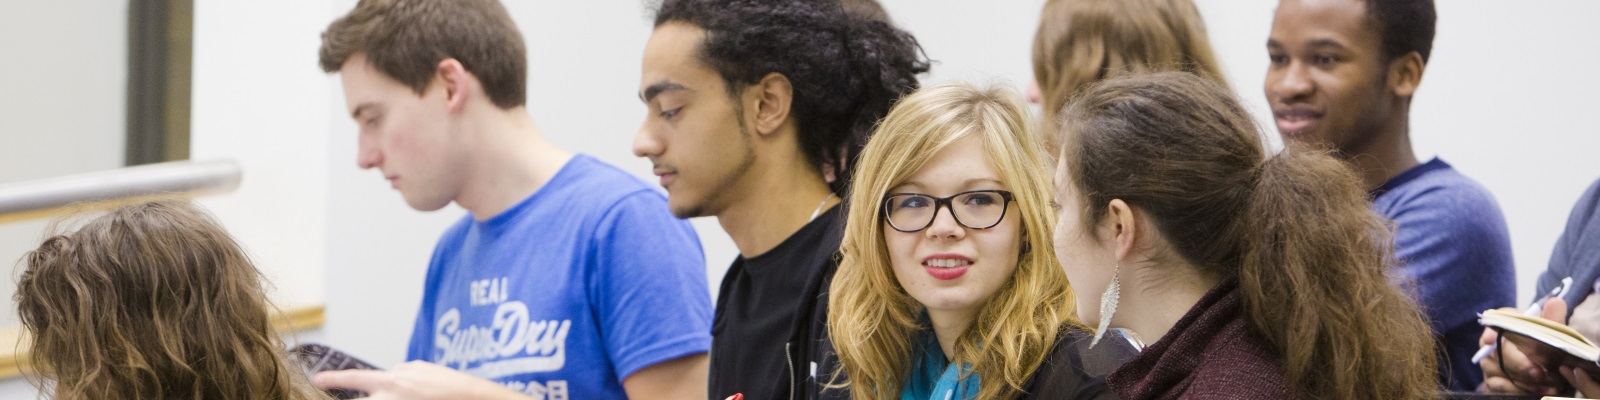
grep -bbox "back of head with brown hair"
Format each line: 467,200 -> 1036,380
1056,72 -> 1438,399
14,201 -> 328,400
319,0 -> 527,109
1032,0 -> 1226,150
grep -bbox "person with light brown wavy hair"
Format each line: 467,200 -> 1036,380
1029,0 -> 1226,151
14,200 -> 330,400
827,83 -> 1134,400
1052,71 -> 1438,399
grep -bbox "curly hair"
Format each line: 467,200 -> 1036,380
653,0 -> 931,195
14,201 -> 329,400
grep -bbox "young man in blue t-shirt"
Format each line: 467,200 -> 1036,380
313,1 -> 711,399
1265,0 -> 1514,390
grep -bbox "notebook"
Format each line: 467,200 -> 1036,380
1479,308 -> 1600,376
289,343 -> 381,400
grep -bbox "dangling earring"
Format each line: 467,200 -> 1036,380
1090,264 -> 1121,348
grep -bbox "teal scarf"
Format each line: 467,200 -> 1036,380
900,329 -> 979,400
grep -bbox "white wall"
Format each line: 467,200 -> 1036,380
2,1 -> 1597,397
0,1 -> 128,329
1190,0 -> 1600,303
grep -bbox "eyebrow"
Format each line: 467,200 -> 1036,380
640,81 -> 689,103
893,178 -> 1005,192
1305,38 -> 1350,51
1267,37 -> 1349,52
350,103 -> 377,120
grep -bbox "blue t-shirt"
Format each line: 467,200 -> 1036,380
405,154 -> 712,399
1370,157 -> 1515,391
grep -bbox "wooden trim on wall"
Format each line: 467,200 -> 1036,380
0,304 -> 325,380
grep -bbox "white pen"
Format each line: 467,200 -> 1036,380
1473,277 -> 1574,364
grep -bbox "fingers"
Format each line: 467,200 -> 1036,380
315,369 -> 393,392
1499,339 -> 1567,392
1563,366 -> 1600,398
1482,327 -> 1500,347
1545,297 -> 1570,324
1481,376 -> 1531,395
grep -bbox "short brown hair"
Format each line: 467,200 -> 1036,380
15,201 -> 329,400
320,0 -> 527,109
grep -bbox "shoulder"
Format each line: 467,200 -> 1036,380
557,154 -> 662,204
1185,322 -> 1288,398
545,155 -> 679,232
1375,160 -> 1503,220
1020,327 -> 1134,399
430,214 -> 477,254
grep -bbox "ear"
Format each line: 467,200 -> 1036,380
750,72 -> 794,137
1387,52 -> 1425,99
435,58 -> 472,113
1105,199 -> 1138,263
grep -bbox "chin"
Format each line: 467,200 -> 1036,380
668,199 -> 705,219
915,292 -> 983,313
403,195 -> 453,212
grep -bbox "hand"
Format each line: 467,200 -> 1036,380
1478,298 -> 1569,394
314,361 -> 532,400
1560,365 -> 1600,398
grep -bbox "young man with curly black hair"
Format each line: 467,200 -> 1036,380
635,0 -> 929,398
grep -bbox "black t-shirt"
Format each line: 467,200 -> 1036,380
709,205 -> 845,400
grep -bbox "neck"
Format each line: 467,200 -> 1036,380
454,106 -> 573,220
1116,262 -> 1220,344
928,307 -> 977,360
1345,109 -> 1420,190
716,149 -> 837,258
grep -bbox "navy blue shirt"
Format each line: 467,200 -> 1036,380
1371,157 -> 1516,391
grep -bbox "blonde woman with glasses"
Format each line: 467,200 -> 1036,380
827,83 -> 1133,400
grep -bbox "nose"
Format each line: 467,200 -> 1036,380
633,121 -> 663,159
923,205 -> 967,240
1268,62 -> 1314,104
356,132 -> 381,170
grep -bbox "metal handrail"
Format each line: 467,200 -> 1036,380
0,159 -> 241,223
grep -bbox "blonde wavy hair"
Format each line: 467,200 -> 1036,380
828,83 -> 1081,399
1032,0 -> 1227,151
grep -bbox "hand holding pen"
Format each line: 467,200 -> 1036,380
1475,277 -> 1574,364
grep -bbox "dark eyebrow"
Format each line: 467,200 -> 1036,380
1306,38 -> 1350,51
640,81 -> 688,103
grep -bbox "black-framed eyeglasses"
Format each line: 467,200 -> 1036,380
883,190 -> 1015,233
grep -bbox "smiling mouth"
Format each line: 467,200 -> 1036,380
1274,110 -> 1321,135
922,257 -> 973,280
